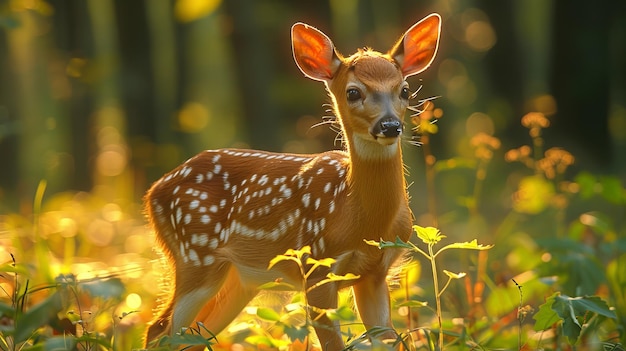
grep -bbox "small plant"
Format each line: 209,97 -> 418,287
366,225 -> 493,351
262,245 -> 360,349
147,323 -> 218,350
0,254 -> 139,351
533,292 -> 618,348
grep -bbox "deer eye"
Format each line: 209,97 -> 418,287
346,88 -> 362,102
400,87 -> 410,99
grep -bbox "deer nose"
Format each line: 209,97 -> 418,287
372,116 -> 403,138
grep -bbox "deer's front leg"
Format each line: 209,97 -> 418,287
353,273 -> 397,342
306,281 -> 343,350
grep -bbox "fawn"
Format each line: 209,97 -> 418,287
144,14 -> 441,350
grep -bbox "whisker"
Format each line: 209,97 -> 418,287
409,85 -> 423,100
310,120 -> 338,130
409,95 -> 440,116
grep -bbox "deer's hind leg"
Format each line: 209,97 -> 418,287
192,266 -> 258,337
145,262 -> 232,347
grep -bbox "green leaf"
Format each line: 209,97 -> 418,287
443,270 -> 467,279
0,262 -> 30,275
268,254 -> 296,270
287,246 -> 311,257
575,172 -> 597,199
75,333 -> 113,349
256,307 -> 281,321
0,301 -> 13,317
268,246 -> 311,269
308,273 -> 360,292
15,291 -> 63,343
512,175 -> 555,214
364,239 -> 382,248
533,292 -> 617,344
533,292 -> 561,332
305,257 -> 336,277
439,239 -> 494,253
397,300 -> 428,308
283,324 -> 310,342
326,272 -> 360,281
306,257 -> 335,267
555,294 -> 616,319
600,176 -> 624,204
326,305 -> 356,321
82,277 -> 125,300
245,334 -> 289,347
414,225 -> 445,244
169,332 -> 215,347
365,237 -> 416,250
257,281 -> 297,291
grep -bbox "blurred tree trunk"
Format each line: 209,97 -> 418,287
222,0 -> 281,151
607,5 -> 626,177
145,1 -> 178,145
6,7 -> 66,212
87,0 -> 133,201
550,1 -> 611,170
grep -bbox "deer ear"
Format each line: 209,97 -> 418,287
292,22 -> 341,82
390,14 -> 441,78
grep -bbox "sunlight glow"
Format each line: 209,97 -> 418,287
126,293 -> 142,309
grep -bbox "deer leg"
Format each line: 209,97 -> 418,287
168,264 -> 232,336
144,301 -> 174,346
192,266 -> 258,337
144,271 -> 224,348
352,273 -> 397,342
306,282 -> 343,350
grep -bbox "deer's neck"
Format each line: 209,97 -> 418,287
346,135 -> 408,214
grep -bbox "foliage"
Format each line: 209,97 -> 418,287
261,246 -> 364,349
533,292 -> 617,345
367,225 -> 493,351
0,255 -> 131,350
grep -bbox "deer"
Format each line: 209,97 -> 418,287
144,14 -> 441,350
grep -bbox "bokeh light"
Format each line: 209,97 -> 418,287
126,293 -> 142,310
177,102 -> 211,133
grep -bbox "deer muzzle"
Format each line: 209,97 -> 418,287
372,116 -> 403,139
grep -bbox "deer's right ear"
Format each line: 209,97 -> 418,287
292,23 -> 341,82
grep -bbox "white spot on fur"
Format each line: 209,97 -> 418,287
204,255 -> 215,266
323,182 -> 331,193
302,193 -> 311,207
258,174 -> 269,186
208,237 -> 218,249
175,207 -> 183,224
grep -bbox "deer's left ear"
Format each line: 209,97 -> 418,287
389,14 -> 441,79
